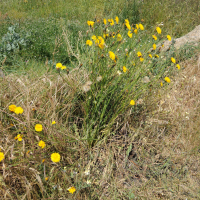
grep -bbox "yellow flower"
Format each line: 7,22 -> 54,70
156,27 -> 161,34
45,177 -> 49,181
115,16 -> 119,24
61,66 -> 66,70
127,31 -> 133,38
110,19 -> 114,26
87,21 -> 94,27
9,105 -> 16,112
117,34 -> 122,41
42,159 -> 45,163
164,77 -> 171,83
136,24 -> 139,29
160,81 -> 163,87
152,35 -> 157,40
51,152 -> 61,163
15,134 -> 23,141
0,152 -> 4,162
67,186 -> 76,194
134,29 -> 138,34
52,121 -> 56,125
86,40 -> 92,46
130,100 -> 135,106
109,51 -> 115,61
91,35 -> 97,41
98,36 -> 104,43
155,54 -> 159,58
171,57 -> 176,63
103,33 -> 109,38
123,66 -> 127,72
140,57 -> 144,62
162,44 -> 164,47
176,64 -> 180,70
125,19 -> 129,24
137,51 -> 142,57
153,43 -> 156,50
99,42 -> 105,49
38,140 -> 46,149
14,107 -> 23,114
126,23 -> 131,30
149,54 -> 152,58
139,24 -> 144,30
103,18 -> 106,25
56,63 -> 62,69
35,124 -> 43,132
167,35 -> 171,41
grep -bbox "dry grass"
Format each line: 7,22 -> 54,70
0,54 -> 200,199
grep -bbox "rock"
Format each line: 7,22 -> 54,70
162,25 -> 200,51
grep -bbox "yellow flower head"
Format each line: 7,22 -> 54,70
176,64 -> 180,70
160,81 -> 163,87
134,29 -> 138,34
14,107 -> 23,114
153,43 -> 156,50
86,40 -> 92,46
117,33 -> 122,41
91,35 -> 97,41
167,35 -> 171,41
9,105 -> 17,112
45,177 -> 49,181
67,186 -> 76,194
156,27 -> 161,34
123,66 -> 127,73
52,121 -> 56,125
140,57 -> 144,62
127,31 -> 133,38
110,19 -> 114,26
103,18 -> 107,25
15,134 -> 23,141
0,152 -> 4,162
35,124 -> 43,132
149,54 -> 152,58
137,51 -> 142,57
171,57 -> 176,63
136,24 -> 139,29
152,35 -> 157,40
164,77 -> 171,83
99,42 -> 105,50
125,19 -> 130,25
51,152 -> 61,163
61,66 -> 66,70
130,100 -> 135,106
38,140 -> 46,149
109,51 -> 115,61
155,54 -> 159,58
115,16 -> 119,24
126,23 -> 131,30
56,63 -> 62,69
139,24 -> 144,30
87,21 -> 94,27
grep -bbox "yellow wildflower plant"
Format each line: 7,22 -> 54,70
130,100 -> 135,106
9,104 -> 16,112
152,35 -> 157,40
61,66 -> 66,70
139,24 -> 144,30
38,140 -> 46,149
87,21 -> 94,27
117,34 -> 122,41
56,63 -> 62,69
110,19 -> 114,26
155,54 -> 159,58
45,177 -> 49,181
109,51 -> 115,61
51,152 -> 61,163
140,57 -> 144,62
125,19 -> 129,24
164,77 -> 171,83
99,42 -> 105,50
115,16 -> 119,24
137,51 -> 142,57
14,107 -> 23,114
167,35 -> 171,41
176,64 -> 181,70
103,18 -> 106,25
123,66 -> 127,72
127,31 -> 133,38
160,81 -> 163,87
86,40 -> 93,46
171,57 -> 176,63
52,121 -> 56,125
126,23 -> 131,30
91,35 -> 97,41
136,24 -> 139,29
0,152 -> 4,162
35,124 -> 43,132
149,54 -> 152,58
156,27 -> 161,34
15,134 -> 23,141
134,29 -> 138,34
153,43 -> 156,50
67,186 -> 76,194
